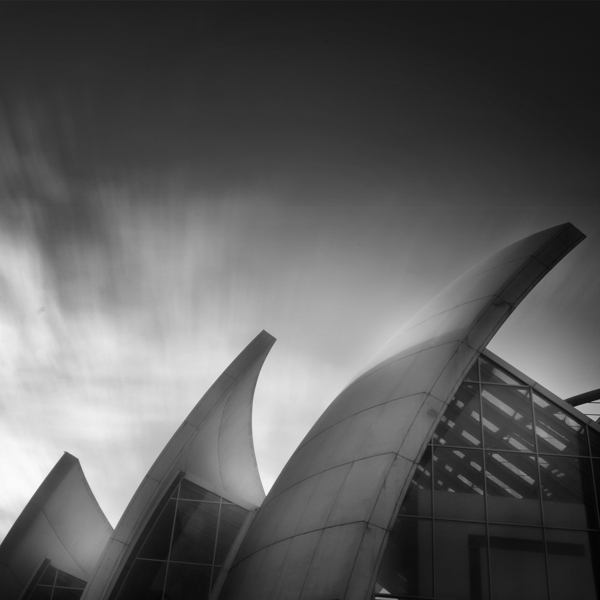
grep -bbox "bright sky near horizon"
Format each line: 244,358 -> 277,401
1,4 -> 599,540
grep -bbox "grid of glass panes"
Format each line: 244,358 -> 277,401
25,562 -> 86,600
113,479 -> 248,600
376,355 -> 600,600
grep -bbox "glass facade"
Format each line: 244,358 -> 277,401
25,561 -> 86,600
111,479 -> 248,600
376,355 -> 600,600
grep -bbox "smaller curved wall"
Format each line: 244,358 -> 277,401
0,453 -> 113,600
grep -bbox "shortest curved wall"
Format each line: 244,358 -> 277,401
0,452 -> 114,600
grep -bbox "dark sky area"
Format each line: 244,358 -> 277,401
1,3 -> 599,537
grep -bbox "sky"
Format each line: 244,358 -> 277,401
1,3 -> 599,540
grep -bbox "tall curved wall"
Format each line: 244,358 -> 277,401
222,223 -> 585,600
0,453 -> 113,600
83,330 -> 275,600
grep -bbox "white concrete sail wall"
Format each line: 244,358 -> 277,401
0,453 -> 113,600
82,330 -> 275,600
222,224 -> 585,600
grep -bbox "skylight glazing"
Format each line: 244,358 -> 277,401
376,355 -> 600,600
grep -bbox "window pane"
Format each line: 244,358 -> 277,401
464,361 -> 480,382
545,529 -> 600,600
377,518 -> 433,598
533,393 -> 588,456
485,452 -> 541,525
170,500 -> 220,564
589,426 -> 600,458
115,559 -> 167,600
214,503 -> 248,564
54,572 -> 86,589
39,566 -> 56,586
179,479 -> 221,502
482,385 -> 535,452
434,383 -> 482,448
138,499 -> 176,560
488,525 -> 548,600
479,357 -> 524,386
434,448 -> 485,521
164,563 -> 212,600
435,520 -> 489,600
28,589 -> 53,600
398,447 -> 432,517
540,455 -> 598,529
51,589 -> 84,600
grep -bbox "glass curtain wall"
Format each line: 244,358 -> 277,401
24,562 -> 87,600
111,479 -> 248,600
376,356 -> 600,600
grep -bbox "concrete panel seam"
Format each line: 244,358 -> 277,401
293,392 -> 431,458
260,452 -> 399,510
39,507 -> 86,574
344,339 -> 463,394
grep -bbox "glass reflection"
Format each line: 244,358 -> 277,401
485,452 -> 541,525
533,393 -> 589,456
479,357 -> 524,386
434,383 -> 481,448
433,447 -> 485,521
375,355 -> 600,599
113,479 -> 248,600
482,385 -> 534,452
540,455 -> 598,529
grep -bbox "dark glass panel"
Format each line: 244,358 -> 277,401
433,447 -> 485,521
39,565 -> 57,585
539,455 -> 598,529
214,503 -> 248,564
485,452 -> 541,525
595,459 -> 600,521
170,500 -> 220,564
28,588 -> 53,600
434,520 -> 489,600
589,426 -> 600,458
479,357 -> 525,386
51,589 -> 84,600
434,383 -> 482,448
138,499 -> 176,560
481,385 -> 535,452
164,563 -> 212,600
398,447 -> 432,517
376,518 -> 433,598
464,361 -> 480,382
533,393 -> 588,456
115,560 -> 167,600
179,479 -> 221,502
545,529 -> 600,600
54,571 -> 86,589
488,525 -> 548,600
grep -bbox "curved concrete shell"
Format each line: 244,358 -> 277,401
0,452 -> 113,600
82,330 -> 275,600
222,223 -> 585,600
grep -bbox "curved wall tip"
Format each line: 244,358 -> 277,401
0,452 -> 113,600
221,223 -> 584,600
82,330 -> 275,600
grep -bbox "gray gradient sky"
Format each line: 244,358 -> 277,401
1,3 -> 599,539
